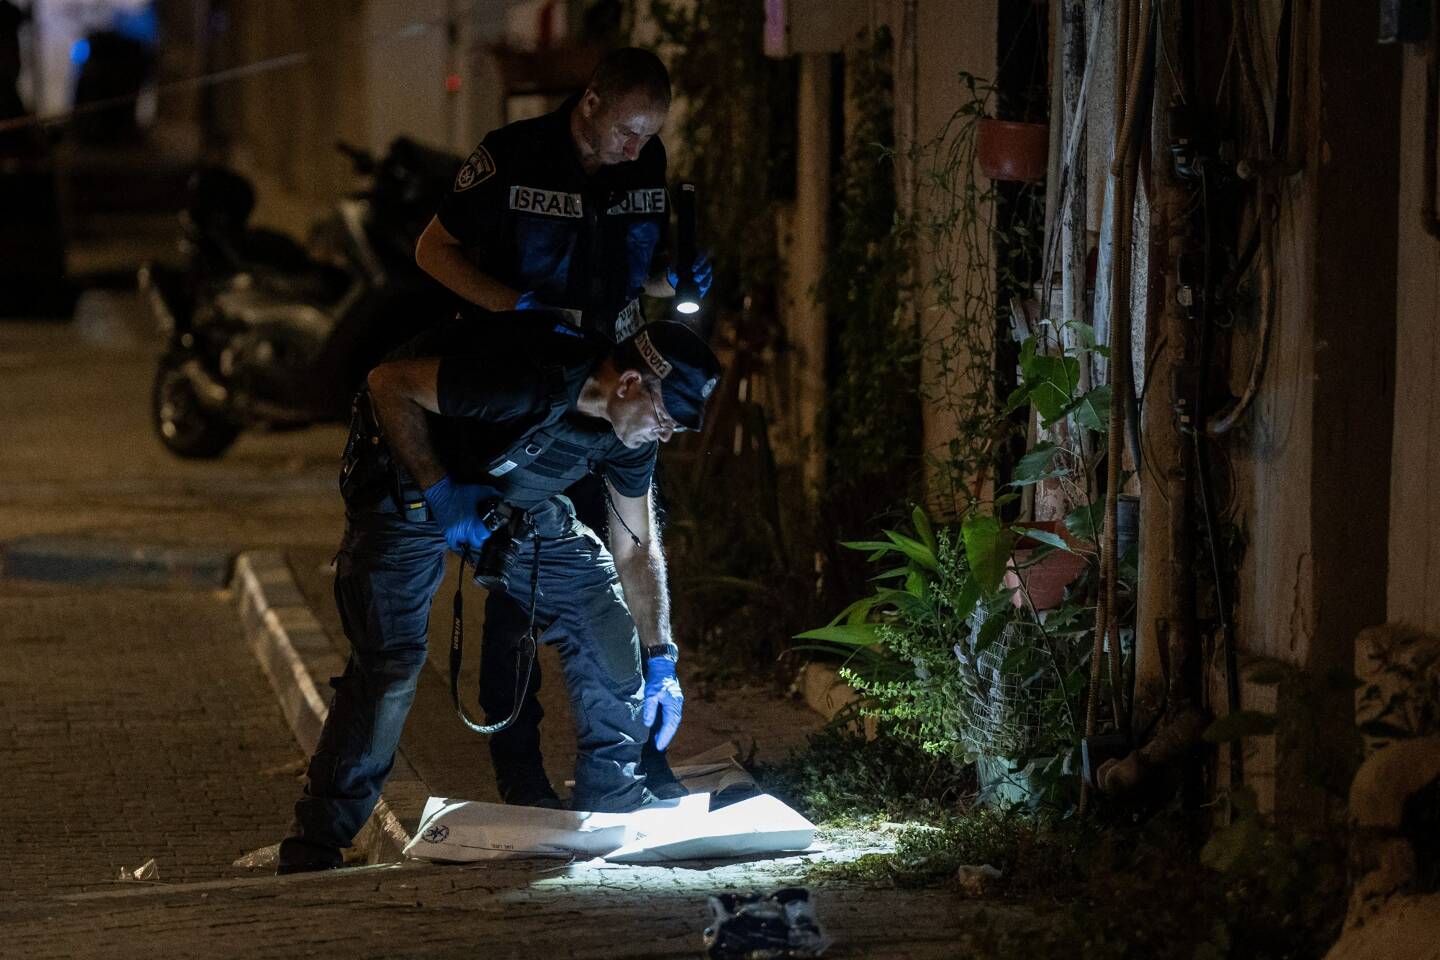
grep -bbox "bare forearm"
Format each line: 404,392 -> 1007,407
416,217 -> 521,313
643,273 -> 676,298
367,369 -> 446,490
422,244 -> 521,312
616,545 -> 672,651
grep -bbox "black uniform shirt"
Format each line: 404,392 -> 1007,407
389,318 -> 657,499
435,94 -> 669,342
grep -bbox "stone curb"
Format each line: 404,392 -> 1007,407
232,551 -> 426,863
0,536 -> 233,588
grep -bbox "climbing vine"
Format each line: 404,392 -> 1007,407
817,27 -> 923,529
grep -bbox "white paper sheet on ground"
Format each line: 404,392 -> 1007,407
602,793 -> 816,863
402,793 -> 703,861
403,791 -> 815,864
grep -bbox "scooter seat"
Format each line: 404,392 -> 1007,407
235,229 -> 352,305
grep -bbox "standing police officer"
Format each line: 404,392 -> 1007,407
277,319 -> 721,874
415,46 -> 692,338
412,47 -> 709,807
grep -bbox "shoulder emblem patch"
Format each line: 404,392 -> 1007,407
454,146 -> 496,192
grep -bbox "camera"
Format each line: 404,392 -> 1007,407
472,500 -> 515,590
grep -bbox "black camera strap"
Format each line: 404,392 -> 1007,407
448,529 -> 541,736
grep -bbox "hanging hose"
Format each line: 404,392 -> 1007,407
1082,1 -> 1155,816
1110,0 -> 1154,178
1235,0 -> 1310,180
1232,0 -> 1273,167
1083,0 -> 1135,778
1113,0 -> 1153,730
1205,206 -> 1274,436
1082,0 -> 1157,817
1205,0 -> 1294,434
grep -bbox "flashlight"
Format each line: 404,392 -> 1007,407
674,182 -> 701,315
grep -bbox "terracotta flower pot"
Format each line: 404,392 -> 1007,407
977,117 -> 1050,183
1002,520 -> 1092,611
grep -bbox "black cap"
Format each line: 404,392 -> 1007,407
619,321 -> 722,431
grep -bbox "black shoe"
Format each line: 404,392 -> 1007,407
275,837 -> 342,875
580,786 -> 661,813
644,768 -> 689,800
498,775 -> 563,809
639,744 -> 688,800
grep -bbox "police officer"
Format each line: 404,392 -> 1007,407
277,319 -> 721,874
414,46 -> 698,341
413,47 -> 710,807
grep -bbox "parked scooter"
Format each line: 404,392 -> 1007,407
141,138 -> 462,458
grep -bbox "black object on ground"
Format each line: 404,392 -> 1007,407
703,887 -> 831,959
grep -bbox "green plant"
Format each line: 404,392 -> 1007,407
797,504 -> 1098,809
794,71 -> 1127,810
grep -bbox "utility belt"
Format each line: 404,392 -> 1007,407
340,390 -> 495,523
340,390 -> 580,577
339,390 -> 403,513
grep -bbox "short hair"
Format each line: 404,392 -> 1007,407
587,47 -> 671,109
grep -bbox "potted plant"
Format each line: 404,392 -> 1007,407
977,117 -> 1049,183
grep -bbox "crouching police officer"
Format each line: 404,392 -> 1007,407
275,319 -> 720,874
414,46 -> 711,807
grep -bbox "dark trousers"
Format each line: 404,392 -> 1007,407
483,475 -> 677,793
285,495 -> 650,857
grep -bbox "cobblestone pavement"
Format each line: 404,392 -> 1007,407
0,853 -> 1016,959
0,294 -> 345,551
0,582 -> 308,900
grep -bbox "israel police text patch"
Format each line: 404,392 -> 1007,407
607,188 -> 667,215
509,186 -> 584,218
454,146 -> 496,192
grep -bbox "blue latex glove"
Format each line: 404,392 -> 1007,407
667,250 -> 714,300
422,475 -> 500,555
641,655 -> 684,751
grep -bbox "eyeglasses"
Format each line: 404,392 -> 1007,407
646,382 -> 685,434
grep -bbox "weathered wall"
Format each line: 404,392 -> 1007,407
1128,0 -> 1401,818
363,0 -> 453,157
215,0 -> 509,234
216,0 -> 370,232
1224,0 -> 1399,820
766,0 -> 997,498
913,0 -> 996,514
1229,147 -> 1318,666
774,50 -> 831,492
874,0 -> 995,515
1388,42 -> 1440,631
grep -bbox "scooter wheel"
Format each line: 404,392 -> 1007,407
151,356 -> 240,458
